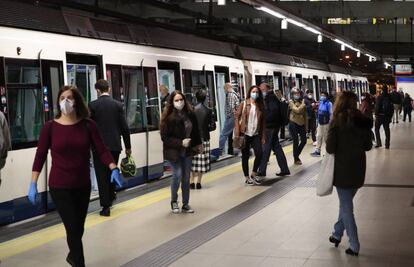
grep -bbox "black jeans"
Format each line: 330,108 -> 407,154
307,118 -> 317,142
289,122 -> 307,160
375,116 -> 390,147
93,151 -> 120,208
403,108 -> 412,122
241,135 -> 263,177
258,127 -> 290,175
50,186 -> 91,267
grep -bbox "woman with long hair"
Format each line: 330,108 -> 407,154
160,90 -> 202,213
28,86 -> 122,266
234,85 -> 266,185
326,91 -> 373,256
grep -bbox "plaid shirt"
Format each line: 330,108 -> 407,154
225,91 -> 240,118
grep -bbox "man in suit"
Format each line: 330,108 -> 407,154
89,79 -> 131,216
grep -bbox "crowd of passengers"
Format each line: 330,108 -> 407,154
0,78 -> 411,266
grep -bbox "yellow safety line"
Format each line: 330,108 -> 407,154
0,144 -> 295,259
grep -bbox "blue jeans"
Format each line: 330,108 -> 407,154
258,127 -> 289,175
219,116 -> 235,154
333,187 -> 360,252
169,156 -> 192,205
288,122 -> 306,160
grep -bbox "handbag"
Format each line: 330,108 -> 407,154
120,155 -> 137,178
233,101 -> 246,149
316,153 -> 335,196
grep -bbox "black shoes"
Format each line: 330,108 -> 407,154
190,183 -> 202,189
99,207 -> 110,217
66,253 -> 74,266
276,171 -> 290,176
329,236 -> 341,247
345,248 -> 359,256
375,145 -> 382,148
196,183 -> 202,189
190,183 -> 195,190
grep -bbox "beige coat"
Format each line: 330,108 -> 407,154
289,100 -> 308,128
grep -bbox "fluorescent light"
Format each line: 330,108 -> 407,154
357,51 -> 360,57
256,6 -> 286,19
317,34 -> 322,43
341,44 -> 345,51
304,26 -> 321,35
281,19 -> 288,29
286,18 -> 305,28
218,0 -> 226,5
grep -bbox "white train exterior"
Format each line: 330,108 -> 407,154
0,26 -> 368,225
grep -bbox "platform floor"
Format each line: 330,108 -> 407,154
1,122 -> 413,267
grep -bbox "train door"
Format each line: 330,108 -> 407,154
313,75 -> 319,100
295,74 -> 302,90
231,72 -> 245,99
274,72 -> 282,92
214,66 -> 230,137
157,61 -> 181,93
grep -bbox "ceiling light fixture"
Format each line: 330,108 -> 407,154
286,18 -> 305,28
218,0 -> 226,6
357,51 -> 361,58
317,34 -> 322,43
256,6 -> 285,19
281,19 -> 288,29
341,44 -> 345,51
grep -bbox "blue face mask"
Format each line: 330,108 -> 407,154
251,92 -> 258,100
320,96 -> 327,102
293,95 -> 301,101
262,91 -> 267,97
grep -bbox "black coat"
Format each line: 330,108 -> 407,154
89,95 -> 131,152
402,96 -> 413,110
263,91 -> 282,129
326,110 -> 373,189
193,103 -> 214,141
161,111 -> 202,162
390,91 -> 402,105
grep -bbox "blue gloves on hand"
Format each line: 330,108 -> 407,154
111,168 -> 124,188
28,182 -> 38,205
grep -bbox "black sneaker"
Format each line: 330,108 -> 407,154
171,202 -> 180,214
196,183 -> 202,189
99,207 -> 110,217
182,204 -> 194,213
190,183 -> 195,190
276,171 -> 290,176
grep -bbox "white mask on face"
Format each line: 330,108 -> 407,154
60,98 -> 74,115
174,100 -> 185,110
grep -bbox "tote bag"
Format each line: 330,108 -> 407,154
316,153 -> 335,196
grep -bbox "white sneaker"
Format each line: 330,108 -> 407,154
313,141 -> 317,146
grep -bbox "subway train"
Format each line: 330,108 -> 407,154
0,25 -> 368,225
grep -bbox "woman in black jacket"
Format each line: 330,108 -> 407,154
160,91 -> 202,213
326,91 -> 373,256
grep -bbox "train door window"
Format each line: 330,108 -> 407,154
255,75 -> 274,89
231,72 -> 245,99
106,65 -> 123,102
143,67 -> 159,131
5,59 -> 43,149
158,61 -> 181,92
295,74 -> 302,89
182,69 -> 216,107
274,72 -> 282,92
41,60 -> 64,120
122,67 -> 144,133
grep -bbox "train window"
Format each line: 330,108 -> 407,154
182,70 -> 215,109
106,65 -> 123,102
41,60 -> 64,120
158,69 -> 177,93
255,75 -> 274,89
122,67 -> 145,133
6,62 -> 40,84
67,64 -> 98,103
231,72 -> 245,99
143,67 -> 160,131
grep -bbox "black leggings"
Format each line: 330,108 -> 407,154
241,135 -> 263,177
50,186 -> 91,267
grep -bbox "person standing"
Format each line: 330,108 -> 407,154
289,89 -> 307,165
304,90 -> 317,145
160,91 -> 202,213
359,93 -> 373,119
275,89 -> 289,140
310,91 -> 333,157
257,83 -> 290,177
219,83 -> 240,156
190,89 -> 215,189
160,84 -> 170,111
89,79 -> 131,217
29,86 -> 122,267
326,91 -> 373,257
390,87 -> 402,123
0,111 -> 11,186
234,86 -> 265,185
374,86 -> 393,149
402,93 -> 413,122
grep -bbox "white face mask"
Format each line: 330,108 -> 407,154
173,100 -> 185,110
60,98 -> 74,115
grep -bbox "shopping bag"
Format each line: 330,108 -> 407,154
316,153 -> 335,196
120,155 -> 137,178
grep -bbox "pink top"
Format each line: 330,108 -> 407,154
32,119 -> 114,188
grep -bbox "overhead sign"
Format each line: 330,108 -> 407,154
394,64 -> 412,75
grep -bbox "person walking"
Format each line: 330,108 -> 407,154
275,89 -> 289,140
288,89 -> 307,165
89,79 -> 131,217
0,111 -> 11,186
190,89 -> 215,189
390,87 -> 402,123
234,85 -> 266,185
326,91 -> 373,256
304,90 -> 317,145
28,86 -> 122,267
374,85 -> 393,149
257,83 -> 290,177
218,83 -> 240,156
310,91 -> 333,157
402,93 -> 413,122
160,91 -> 202,213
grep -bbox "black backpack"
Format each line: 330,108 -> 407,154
382,96 -> 394,118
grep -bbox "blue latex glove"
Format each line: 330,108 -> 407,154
28,182 -> 38,205
110,168 -> 124,188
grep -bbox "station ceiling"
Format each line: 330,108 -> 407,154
15,0 -> 414,75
